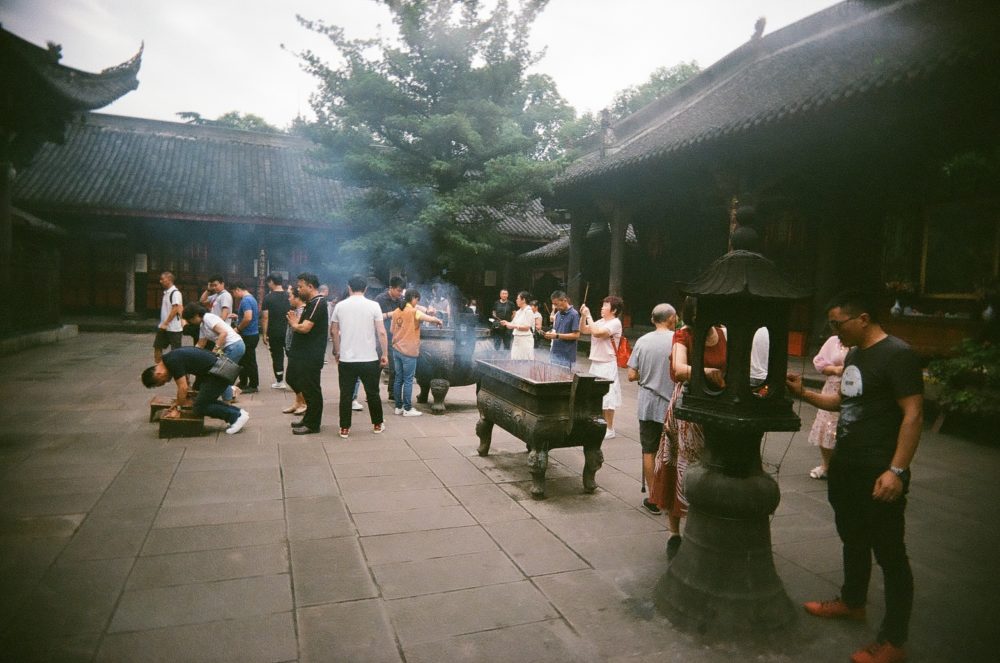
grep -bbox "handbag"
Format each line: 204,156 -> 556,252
613,334 -> 631,368
208,354 -> 241,384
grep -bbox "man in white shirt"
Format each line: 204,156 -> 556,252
154,270 -> 183,362
200,274 -> 234,325
330,275 -> 389,438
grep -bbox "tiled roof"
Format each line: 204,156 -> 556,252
13,113 -> 561,239
1,26 -> 141,110
478,199 -> 561,241
12,113 -> 352,226
519,222 -> 636,261
557,0 -> 999,188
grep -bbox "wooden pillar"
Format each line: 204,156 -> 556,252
0,163 -> 12,336
124,259 -> 136,317
567,218 -> 587,305
608,208 -> 628,297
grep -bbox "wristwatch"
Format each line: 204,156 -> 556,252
889,466 -> 910,479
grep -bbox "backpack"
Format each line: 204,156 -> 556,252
614,334 -> 631,368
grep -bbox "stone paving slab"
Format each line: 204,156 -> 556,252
0,333 -> 998,662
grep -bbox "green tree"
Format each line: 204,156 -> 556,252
176,111 -> 283,134
609,60 -> 701,120
297,0 -> 569,276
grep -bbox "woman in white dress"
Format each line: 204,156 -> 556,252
504,291 -> 536,360
579,296 -> 624,439
807,334 -> 849,479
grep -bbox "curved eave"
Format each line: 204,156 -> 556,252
681,251 -> 811,300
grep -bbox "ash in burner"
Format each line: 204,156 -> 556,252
483,359 -> 575,383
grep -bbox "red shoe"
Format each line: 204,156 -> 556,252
803,598 -> 866,621
339,428 -> 349,439
850,641 -> 907,663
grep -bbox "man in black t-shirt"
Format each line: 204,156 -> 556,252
374,276 -> 406,400
286,272 -> 328,434
491,288 -> 514,351
261,274 -> 290,389
141,347 -> 250,434
787,291 -> 923,663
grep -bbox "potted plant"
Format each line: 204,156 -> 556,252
926,339 -> 1000,442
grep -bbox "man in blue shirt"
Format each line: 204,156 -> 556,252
233,283 -> 261,394
543,290 -> 580,369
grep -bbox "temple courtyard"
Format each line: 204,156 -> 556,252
0,332 -> 997,662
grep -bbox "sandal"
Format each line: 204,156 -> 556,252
292,405 -> 307,415
281,404 -> 298,414
809,465 -> 828,480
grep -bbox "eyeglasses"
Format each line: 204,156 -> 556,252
828,315 -> 861,330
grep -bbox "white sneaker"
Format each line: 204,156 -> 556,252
603,428 -> 616,439
351,400 -> 363,411
226,409 -> 250,435
271,381 -> 287,389
394,407 -> 404,415
403,408 -> 423,417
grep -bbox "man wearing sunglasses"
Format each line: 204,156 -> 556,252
787,290 -> 923,663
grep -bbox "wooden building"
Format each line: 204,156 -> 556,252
12,113 -> 562,317
545,0 -> 1000,355
0,26 -> 141,336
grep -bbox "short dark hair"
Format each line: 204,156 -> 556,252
550,290 -> 567,301
348,274 -> 367,292
208,274 -> 224,284
231,281 -> 247,291
160,270 -> 175,280
826,290 -> 882,323
297,272 -> 319,288
182,302 -> 207,321
603,295 -> 624,317
141,366 -> 159,388
266,273 -> 283,286
516,290 -> 531,303
529,299 -> 539,307
405,288 -> 421,304
388,276 -> 405,289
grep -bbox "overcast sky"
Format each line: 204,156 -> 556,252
3,0 -> 840,128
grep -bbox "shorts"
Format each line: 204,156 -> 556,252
639,419 -> 663,454
154,329 -> 183,351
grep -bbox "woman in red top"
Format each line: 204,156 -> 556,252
652,296 -> 727,560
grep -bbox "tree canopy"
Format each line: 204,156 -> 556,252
608,60 -> 700,120
176,111 -> 283,134
297,0 -> 572,277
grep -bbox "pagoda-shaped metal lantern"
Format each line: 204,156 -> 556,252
655,249 -> 809,637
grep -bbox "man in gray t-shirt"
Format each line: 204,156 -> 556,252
627,303 -> 677,514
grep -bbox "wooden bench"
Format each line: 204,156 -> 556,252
149,396 -> 175,422
158,411 -> 206,438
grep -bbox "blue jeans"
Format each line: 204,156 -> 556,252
193,375 -> 242,424
393,353 -> 418,411
220,339 -> 245,401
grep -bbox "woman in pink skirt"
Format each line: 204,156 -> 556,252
807,334 -> 849,479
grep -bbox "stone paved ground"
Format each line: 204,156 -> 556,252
0,333 -> 997,662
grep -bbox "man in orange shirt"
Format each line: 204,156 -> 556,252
390,289 -> 443,416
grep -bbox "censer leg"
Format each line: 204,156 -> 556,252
527,449 -> 548,499
582,447 -> 604,494
475,417 -> 494,456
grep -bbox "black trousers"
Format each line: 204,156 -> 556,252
338,360 -> 383,429
492,328 -> 512,350
238,334 -> 260,389
267,332 -> 286,381
828,459 -> 913,646
287,356 -> 323,430
384,340 -> 396,400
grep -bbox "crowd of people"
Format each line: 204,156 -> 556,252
141,267 -> 922,663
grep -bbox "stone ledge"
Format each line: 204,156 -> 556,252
0,324 -> 78,356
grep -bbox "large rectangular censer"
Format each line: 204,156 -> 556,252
475,359 -> 610,499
